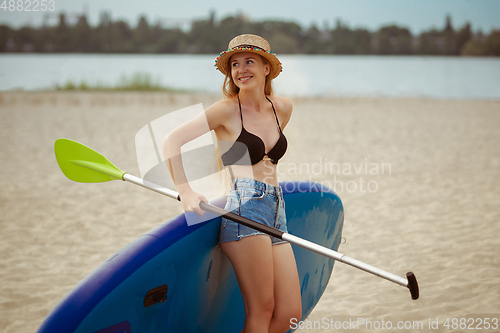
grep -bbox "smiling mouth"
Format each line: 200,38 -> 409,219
238,76 -> 253,82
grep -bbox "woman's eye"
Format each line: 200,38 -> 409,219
232,63 -> 238,67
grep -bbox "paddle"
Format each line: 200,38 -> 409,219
54,138 -> 419,300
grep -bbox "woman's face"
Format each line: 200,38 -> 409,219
229,52 -> 270,90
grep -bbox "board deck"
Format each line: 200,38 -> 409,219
37,181 -> 344,333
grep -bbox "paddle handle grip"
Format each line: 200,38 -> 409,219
407,272 -> 419,300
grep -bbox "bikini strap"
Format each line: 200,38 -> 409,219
237,94 -> 244,124
238,95 -> 281,131
265,96 -> 282,131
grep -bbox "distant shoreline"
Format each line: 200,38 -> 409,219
1,12 -> 499,56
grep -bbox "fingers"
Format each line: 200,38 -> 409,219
181,193 -> 208,215
199,195 -> 209,203
188,194 -> 205,215
182,202 -> 202,215
193,201 -> 204,215
194,195 -> 209,215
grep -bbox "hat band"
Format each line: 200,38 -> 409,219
214,45 -> 277,67
235,44 -> 268,51
224,45 -> 276,55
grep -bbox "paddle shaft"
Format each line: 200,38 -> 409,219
54,139 -> 418,299
123,174 -> 418,299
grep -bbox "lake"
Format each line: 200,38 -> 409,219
1,54 -> 499,100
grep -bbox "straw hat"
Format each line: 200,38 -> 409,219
214,34 -> 282,80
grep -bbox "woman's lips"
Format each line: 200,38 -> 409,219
239,76 -> 253,82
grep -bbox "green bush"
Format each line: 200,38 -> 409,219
56,72 -> 186,92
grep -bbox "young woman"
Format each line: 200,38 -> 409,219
162,34 -> 302,333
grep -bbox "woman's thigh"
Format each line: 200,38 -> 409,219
220,235 -> 275,310
271,242 -> 302,319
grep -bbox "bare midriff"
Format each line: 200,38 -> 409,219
227,159 -> 279,186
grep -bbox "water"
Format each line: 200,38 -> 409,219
1,54 -> 499,100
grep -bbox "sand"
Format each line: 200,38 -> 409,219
0,91 -> 499,332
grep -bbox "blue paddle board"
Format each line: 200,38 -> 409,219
38,181 -> 344,333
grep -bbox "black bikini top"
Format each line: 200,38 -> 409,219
221,95 -> 288,166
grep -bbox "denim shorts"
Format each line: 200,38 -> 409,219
219,178 -> 288,245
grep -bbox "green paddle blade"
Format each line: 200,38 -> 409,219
54,138 -> 126,183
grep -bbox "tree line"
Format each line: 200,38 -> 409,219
1,10 -> 499,56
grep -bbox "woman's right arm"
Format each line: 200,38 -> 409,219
161,100 -> 232,214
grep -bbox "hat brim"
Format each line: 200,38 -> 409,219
215,46 -> 282,80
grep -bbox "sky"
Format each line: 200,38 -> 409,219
0,0 -> 499,34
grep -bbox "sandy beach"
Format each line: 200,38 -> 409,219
0,91 -> 499,332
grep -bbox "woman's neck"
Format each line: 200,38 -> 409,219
238,89 -> 267,113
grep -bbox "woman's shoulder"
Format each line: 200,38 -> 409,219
204,97 -> 239,131
268,95 -> 292,126
268,95 -> 292,114
206,97 -> 238,115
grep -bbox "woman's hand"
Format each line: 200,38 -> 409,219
179,189 -> 209,215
